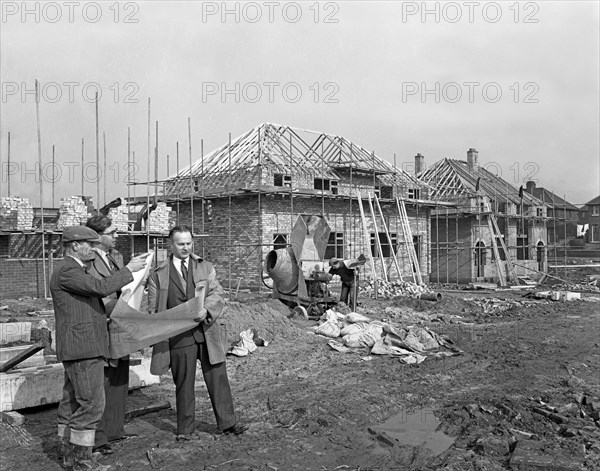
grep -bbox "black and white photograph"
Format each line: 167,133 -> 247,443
1,1 -> 599,470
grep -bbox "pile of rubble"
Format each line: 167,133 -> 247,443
313,309 -> 460,363
463,297 -> 547,314
552,279 -> 600,293
107,204 -> 130,231
361,279 -> 433,299
57,196 -> 92,229
0,197 -> 34,230
147,202 -> 173,234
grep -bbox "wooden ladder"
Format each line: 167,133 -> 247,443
395,198 -> 422,285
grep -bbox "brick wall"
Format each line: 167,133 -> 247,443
173,194 -> 430,289
0,258 -> 55,298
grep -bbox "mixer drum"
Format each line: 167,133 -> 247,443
265,247 -> 299,295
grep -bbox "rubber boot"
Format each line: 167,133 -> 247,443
72,444 -> 111,471
59,436 -> 74,469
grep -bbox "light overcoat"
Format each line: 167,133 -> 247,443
147,253 -> 226,375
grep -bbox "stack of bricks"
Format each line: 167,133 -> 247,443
107,205 -> 130,231
148,202 -> 172,234
57,196 -> 91,229
0,196 -> 34,230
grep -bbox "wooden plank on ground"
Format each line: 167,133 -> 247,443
125,400 -> 171,420
0,343 -> 45,373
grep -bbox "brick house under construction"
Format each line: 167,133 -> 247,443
160,123 -> 432,289
418,149 -> 548,285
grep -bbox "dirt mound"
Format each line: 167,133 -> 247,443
220,298 -> 304,346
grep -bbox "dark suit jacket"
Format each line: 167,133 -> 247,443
50,256 -> 134,362
147,254 -> 226,375
87,249 -> 125,315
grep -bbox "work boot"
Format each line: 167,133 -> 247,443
72,444 -> 111,471
59,436 -> 73,468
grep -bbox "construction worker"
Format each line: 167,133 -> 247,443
329,258 -> 359,310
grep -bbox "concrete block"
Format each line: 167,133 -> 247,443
129,356 -> 160,389
0,357 -> 159,411
0,364 -> 63,411
0,323 -> 32,344
1,410 -> 25,425
0,345 -> 45,369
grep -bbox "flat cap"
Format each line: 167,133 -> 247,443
62,225 -> 100,243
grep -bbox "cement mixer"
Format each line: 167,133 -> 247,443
264,215 -> 336,317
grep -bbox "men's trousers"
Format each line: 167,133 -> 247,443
57,357 -> 105,446
94,356 -> 130,447
170,342 -> 236,434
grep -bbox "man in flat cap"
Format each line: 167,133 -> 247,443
51,225 -> 147,471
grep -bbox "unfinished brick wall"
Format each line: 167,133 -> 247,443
0,258 -> 54,298
173,194 -> 431,289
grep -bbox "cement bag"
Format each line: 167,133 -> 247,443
343,329 -> 381,348
320,309 -> 345,323
239,329 -> 258,353
363,323 -> 384,339
346,312 -> 370,323
342,332 -> 363,348
413,327 -> 439,350
314,320 -> 341,338
402,331 -> 425,352
340,322 -> 369,336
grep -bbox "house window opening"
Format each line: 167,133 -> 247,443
370,232 -> 397,258
325,232 -> 344,259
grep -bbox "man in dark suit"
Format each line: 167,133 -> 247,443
85,215 -> 130,455
147,225 -> 246,440
51,225 -> 146,471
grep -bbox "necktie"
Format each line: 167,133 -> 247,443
181,260 -> 188,284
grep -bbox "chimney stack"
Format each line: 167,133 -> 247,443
467,148 -> 479,172
414,153 -> 425,174
526,181 -> 536,193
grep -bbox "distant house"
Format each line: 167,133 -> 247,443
579,195 -> 600,243
418,149 -> 548,284
523,181 -> 578,243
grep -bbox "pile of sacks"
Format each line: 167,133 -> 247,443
361,279 -> 432,299
313,309 -> 460,364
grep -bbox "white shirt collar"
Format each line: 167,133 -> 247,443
66,255 -> 85,268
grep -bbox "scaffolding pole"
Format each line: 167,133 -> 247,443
34,80 -> 47,299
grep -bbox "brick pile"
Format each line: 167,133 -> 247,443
0,197 -> 34,230
107,205 -> 130,231
57,196 -> 91,229
148,202 -> 172,234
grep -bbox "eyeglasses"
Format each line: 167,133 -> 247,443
104,230 -> 118,236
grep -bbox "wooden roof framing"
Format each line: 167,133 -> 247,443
419,158 -> 544,207
163,123 -> 424,196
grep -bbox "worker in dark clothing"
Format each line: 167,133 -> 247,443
329,258 -> 359,310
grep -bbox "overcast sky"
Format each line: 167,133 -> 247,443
1,0 -> 599,207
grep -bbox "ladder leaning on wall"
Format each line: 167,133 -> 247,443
395,197 -> 423,285
480,196 -> 518,286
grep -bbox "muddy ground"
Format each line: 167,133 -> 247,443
1,287 -> 599,471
